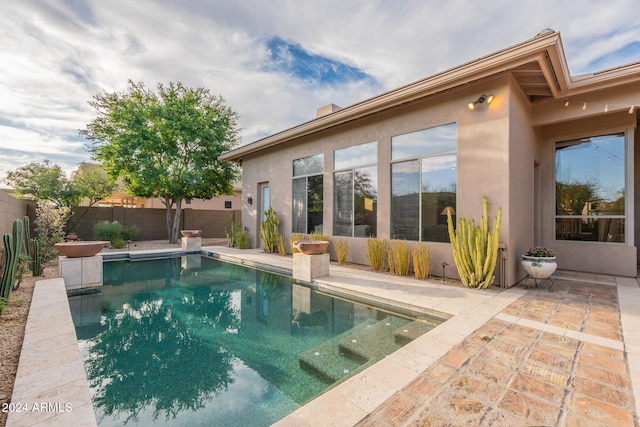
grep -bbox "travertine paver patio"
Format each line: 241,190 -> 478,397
358,275 -> 639,426
7,245 -> 640,427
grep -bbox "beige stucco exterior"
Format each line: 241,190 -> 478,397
222,30 -> 640,286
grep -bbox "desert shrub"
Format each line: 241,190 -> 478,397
35,202 -> 69,261
334,238 -> 349,264
226,221 -> 251,249
412,245 -> 430,280
121,225 -> 139,241
388,239 -> 410,276
94,220 -> 123,242
259,208 -> 281,253
111,238 -> 127,249
310,231 -> 329,241
365,237 -> 388,271
235,230 -> 250,249
276,234 -> 287,256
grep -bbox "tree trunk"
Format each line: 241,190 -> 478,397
162,197 -> 184,244
164,197 -> 174,243
170,198 -> 182,244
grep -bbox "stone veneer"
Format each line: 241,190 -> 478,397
58,255 -> 103,290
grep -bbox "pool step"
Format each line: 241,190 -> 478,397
337,316 -> 408,363
300,316 -> 432,383
392,317 -> 442,346
299,319 -> 377,383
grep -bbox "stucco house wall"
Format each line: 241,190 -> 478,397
224,30 -> 640,285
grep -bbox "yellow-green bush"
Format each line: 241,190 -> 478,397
388,239 -> 410,276
412,245 -> 430,280
365,237 -> 387,271
334,238 -> 348,264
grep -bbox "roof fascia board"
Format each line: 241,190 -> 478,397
221,32 -> 563,161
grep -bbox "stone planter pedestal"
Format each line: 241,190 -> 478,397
59,255 -> 103,291
293,253 -> 330,282
182,236 -> 202,252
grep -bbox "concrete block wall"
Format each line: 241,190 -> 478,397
0,190 -> 27,235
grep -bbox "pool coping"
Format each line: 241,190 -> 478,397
7,247 -> 531,426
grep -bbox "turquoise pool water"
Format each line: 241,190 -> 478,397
70,256 -> 444,426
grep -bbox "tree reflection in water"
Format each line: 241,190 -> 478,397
84,286 -> 239,424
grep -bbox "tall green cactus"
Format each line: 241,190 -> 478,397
447,196 -> 502,289
0,219 -> 24,301
31,239 -> 42,276
23,216 -> 32,260
259,208 -> 281,254
0,234 -> 14,301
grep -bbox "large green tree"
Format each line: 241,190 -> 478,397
81,80 -> 240,243
5,161 -> 116,232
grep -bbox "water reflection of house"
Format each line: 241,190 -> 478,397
221,29 -> 640,284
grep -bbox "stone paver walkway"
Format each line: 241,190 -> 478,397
358,276 -> 637,426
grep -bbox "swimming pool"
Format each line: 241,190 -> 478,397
70,255 -> 445,426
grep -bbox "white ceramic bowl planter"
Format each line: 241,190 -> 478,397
521,255 -> 557,279
521,247 -> 557,291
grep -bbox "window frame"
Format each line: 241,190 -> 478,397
554,131 -> 629,245
390,123 -> 457,243
333,141 -> 378,238
292,154 -> 324,234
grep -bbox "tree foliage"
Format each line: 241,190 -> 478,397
81,80 -> 240,243
5,161 -> 116,232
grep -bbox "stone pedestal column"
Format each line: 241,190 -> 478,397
182,236 -> 202,251
182,254 -> 202,270
292,253 -> 330,282
59,255 -> 103,290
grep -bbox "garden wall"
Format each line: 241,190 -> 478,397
71,207 -> 241,241
0,191 -> 27,235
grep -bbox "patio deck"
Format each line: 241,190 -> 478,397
7,245 -> 640,426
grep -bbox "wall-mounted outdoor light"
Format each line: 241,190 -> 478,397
467,94 -> 494,110
247,196 -> 253,205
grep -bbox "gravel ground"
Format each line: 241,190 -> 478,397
0,238 -> 228,426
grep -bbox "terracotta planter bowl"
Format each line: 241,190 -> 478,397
55,241 -> 110,258
181,230 -> 202,237
293,240 -> 329,255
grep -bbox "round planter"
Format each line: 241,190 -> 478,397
55,241 -> 110,258
181,230 -> 202,237
292,240 -> 329,255
521,255 -> 557,279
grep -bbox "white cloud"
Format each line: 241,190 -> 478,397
1,0 -> 639,180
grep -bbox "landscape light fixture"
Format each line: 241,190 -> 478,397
467,94 -> 494,110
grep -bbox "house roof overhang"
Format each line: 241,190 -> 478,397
221,30 -> 640,163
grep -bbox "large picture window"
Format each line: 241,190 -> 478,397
555,133 -> 625,243
333,141 -> 378,237
391,123 -> 457,242
292,154 -> 323,234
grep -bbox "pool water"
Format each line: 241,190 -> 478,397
70,256 -> 444,426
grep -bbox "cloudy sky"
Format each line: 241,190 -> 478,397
1,0 -> 639,183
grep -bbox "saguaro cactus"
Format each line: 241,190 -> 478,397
447,196 -> 502,289
31,239 -> 42,276
23,216 -> 32,260
0,219 -> 23,301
